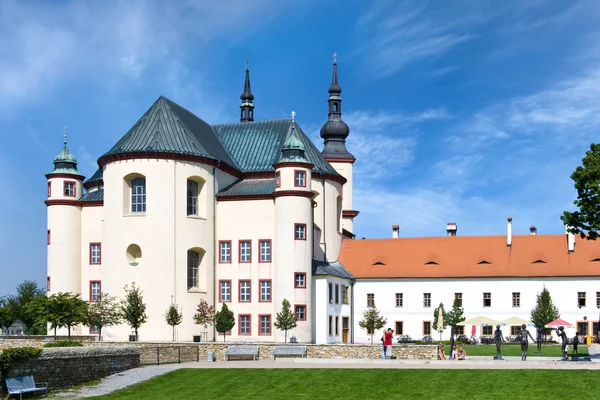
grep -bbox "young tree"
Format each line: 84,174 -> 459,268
0,296 -> 18,334
432,302 -> 448,332
214,303 -> 235,342
15,280 -> 46,334
86,293 -> 122,340
562,143 -> 600,240
358,304 -> 387,344
274,299 -> 297,343
530,286 -> 560,340
56,292 -> 89,338
446,298 -> 465,348
164,303 -> 183,342
193,299 -> 215,341
121,283 -> 148,341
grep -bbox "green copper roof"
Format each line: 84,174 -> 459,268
49,143 -> 83,177
217,178 -> 274,197
54,145 -> 77,164
282,126 -> 305,151
212,119 -> 337,174
279,124 -> 310,163
100,96 -> 236,168
85,168 -> 103,185
80,188 -> 104,202
312,260 -> 354,279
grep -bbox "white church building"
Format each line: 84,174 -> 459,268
46,60 -> 600,344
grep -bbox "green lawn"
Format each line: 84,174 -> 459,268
90,369 -> 600,399
459,345 -> 589,357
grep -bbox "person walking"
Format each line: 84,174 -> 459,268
384,328 -> 394,359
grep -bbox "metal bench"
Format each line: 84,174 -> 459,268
6,376 -> 48,400
225,345 -> 259,361
273,345 -> 307,359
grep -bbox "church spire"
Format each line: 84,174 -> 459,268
320,53 -> 354,161
240,60 -> 255,122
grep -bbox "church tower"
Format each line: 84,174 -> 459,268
45,132 -> 84,306
273,114 -> 314,342
320,54 -> 358,234
240,61 -> 255,122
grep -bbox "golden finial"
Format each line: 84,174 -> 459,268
291,110 -> 296,123
63,126 -> 67,145
333,52 -> 337,64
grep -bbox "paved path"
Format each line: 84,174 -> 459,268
52,345 -> 600,398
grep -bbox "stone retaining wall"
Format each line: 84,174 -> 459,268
0,346 -> 139,395
0,336 -> 96,349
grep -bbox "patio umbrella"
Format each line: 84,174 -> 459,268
458,316 -> 501,326
471,325 -> 476,337
501,316 -> 533,326
545,318 -> 574,328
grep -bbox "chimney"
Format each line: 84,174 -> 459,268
566,226 -> 575,253
507,217 -> 512,247
392,224 -> 399,239
446,222 -> 457,237
530,225 -> 537,236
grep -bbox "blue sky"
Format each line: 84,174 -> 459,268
1,0 -> 600,294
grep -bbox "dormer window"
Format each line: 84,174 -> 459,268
64,181 -> 75,197
294,170 -> 306,187
532,259 -> 546,264
478,260 -> 491,265
425,261 -> 438,265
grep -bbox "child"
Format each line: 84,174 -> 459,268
451,344 -> 458,360
457,346 -> 467,360
438,345 -> 447,360
573,332 -> 579,356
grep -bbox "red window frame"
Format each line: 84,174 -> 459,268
89,242 -> 102,265
238,314 -> 251,336
238,280 -> 251,303
294,272 -> 307,289
259,314 -> 272,336
63,180 -> 76,197
89,316 -> 100,334
294,169 -> 306,188
46,276 -> 51,292
259,279 -> 272,303
218,240 -> 232,264
275,171 -> 281,188
294,223 -> 307,240
89,281 -> 101,302
258,239 -> 272,263
295,304 -> 307,321
218,280 -> 232,303
47,230 -> 51,245
47,182 -> 51,198
238,240 -> 252,263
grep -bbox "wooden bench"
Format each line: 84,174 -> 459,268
5,376 -> 48,400
273,345 -> 307,360
225,345 -> 259,361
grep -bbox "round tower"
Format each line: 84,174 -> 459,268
45,133 -> 84,300
273,114 -> 314,342
320,54 -> 358,234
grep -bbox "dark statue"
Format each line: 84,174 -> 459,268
557,326 -> 568,360
517,324 -> 535,361
494,325 -> 504,360
536,326 -> 543,353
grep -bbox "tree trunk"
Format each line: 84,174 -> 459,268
285,330 -> 288,344
172,326 -> 175,342
54,326 -> 57,339
68,325 -> 71,338
99,326 -> 103,341
135,327 -> 138,341
223,332 -> 226,342
371,333 -> 374,344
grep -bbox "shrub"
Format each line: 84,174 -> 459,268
0,347 -> 43,376
43,340 -> 83,348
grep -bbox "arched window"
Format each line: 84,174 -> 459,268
333,103 -> 338,112
188,250 -> 200,289
336,196 -> 343,232
187,180 -> 199,216
131,178 -> 146,213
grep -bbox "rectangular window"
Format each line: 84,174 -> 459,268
329,316 -> 333,336
260,315 -> 271,335
454,292 -> 462,306
295,273 -> 306,289
395,321 -> 404,335
187,180 -> 199,216
47,182 -> 51,198
294,170 -> 306,187
46,276 -> 50,292
597,292 -> 600,308
239,240 -> 251,263
187,250 -> 200,290
335,316 -> 339,336
90,281 -> 101,302
219,280 -> 231,302
335,284 -> 339,304
90,243 -> 101,264
239,315 -> 251,335
47,229 -> 51,245
512,292 -> 520,307
342,285 -> 349,304
395,293 -> 403,307
259,240 -> 271,262
455,326 -> 464,335
294,223 -> 307,240
578,292 -> 586,307
594,322 -> 599,336
328,282 -> 333,303
64,181 -> 76,197
259,280 -> 271,302
482,326 -> 493,336
219,241 -> 231,263
367,293 -> 375,307
510,326 -> 521,336
483,292 -> 491,307
423,321 -> 431,336
239,280 -> 251,302
423,293 -> 431,308
131,178 -> 146,213
295,305 -> 306,321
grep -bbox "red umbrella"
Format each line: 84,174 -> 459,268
471,325 -> 476,336
545,318 -> 574,328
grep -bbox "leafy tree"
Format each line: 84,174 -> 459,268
358,304 -> 387,344
215,303 -> 235,342
193,299 -> 215,341
530,286 -> 560,340
432,302 -> 448,332
274,299 -> 297,343
562,143 -> 600,240
0,296 -> 19,334
86,293 -> 122,340
446,298 -> 465,335
164,303 -> 183,342
121,283 -> 148,341
25,292 -> 88,338
15,280 -> 46,334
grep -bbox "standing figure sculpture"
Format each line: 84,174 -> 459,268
557,326 -> 568,360
517,324 -> 535,361
494,325 -> 505,360
536,326 -> 543,353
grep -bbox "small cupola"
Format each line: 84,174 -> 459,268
278,112 -> 309,164
49,131 -> 83,178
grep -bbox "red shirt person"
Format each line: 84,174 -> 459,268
384,328 -> 394,358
